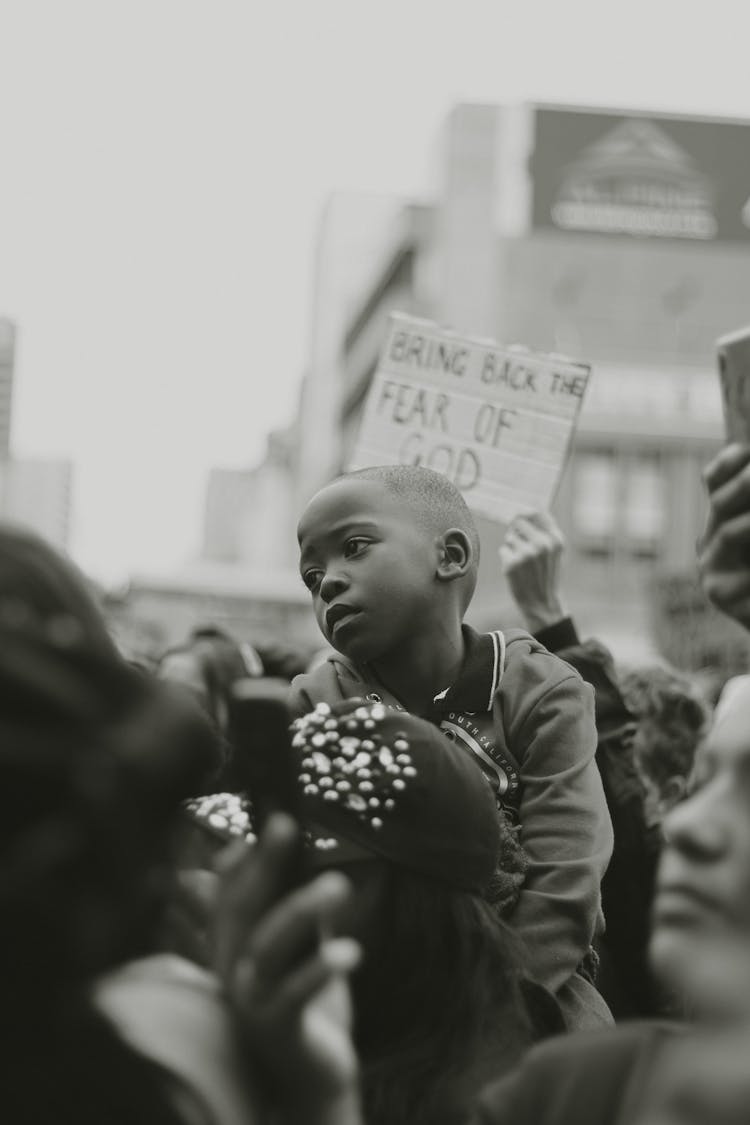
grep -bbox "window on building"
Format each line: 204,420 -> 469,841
624,453 -> 665,558
572,450 -> 617,556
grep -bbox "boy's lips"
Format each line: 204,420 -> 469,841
326,603 -> 361,634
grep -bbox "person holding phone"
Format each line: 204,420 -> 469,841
0,524 -> 364,1125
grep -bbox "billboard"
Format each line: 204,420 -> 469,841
531,107 -> 750,242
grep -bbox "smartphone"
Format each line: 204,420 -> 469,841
717,327 -> 750,443
228,676 -> 307,887
228,676 -> 300,820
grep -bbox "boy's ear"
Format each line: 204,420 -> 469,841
436,529 -> 473,583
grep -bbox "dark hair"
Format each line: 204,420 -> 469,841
341,466 -> 480,596
352,864 -> 541,1125
619,664 -> 711,793
0,524 -> 215,1122
2,999 -> 186,1125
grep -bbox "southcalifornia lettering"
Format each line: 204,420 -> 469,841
440,711 -> 520,800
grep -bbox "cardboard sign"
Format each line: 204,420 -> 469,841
717,326 -> 750,443
347,313 -> 591,525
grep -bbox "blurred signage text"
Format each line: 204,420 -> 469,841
532,107 -> 750,242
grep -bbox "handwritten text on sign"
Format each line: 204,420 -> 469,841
347,313 -> 591,524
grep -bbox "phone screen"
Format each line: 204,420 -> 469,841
228,677 -> 307,886
228,677 -> 300,820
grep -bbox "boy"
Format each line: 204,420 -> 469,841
291,464 -> 614,1029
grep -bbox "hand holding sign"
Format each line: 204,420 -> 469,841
347,313 -> 591,526
500,512 -> 570,633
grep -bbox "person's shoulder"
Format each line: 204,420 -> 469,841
475,1021 -> 678,1125
503,627 -> 585,680
497,627 -> 591,715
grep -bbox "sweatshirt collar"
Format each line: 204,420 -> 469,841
432,625 -> 506,715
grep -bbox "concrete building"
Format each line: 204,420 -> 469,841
0,318 -> 15,459
202,426 -> 298,570
105,561 -> 320,665
0,457 -> 73,549
292,102 -> 750,671
0,319 -> 74,550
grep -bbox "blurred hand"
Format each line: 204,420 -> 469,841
499,512 -> 569,632
159,868 -> 218,967
698,443 -> 750,631
212,814 -> 362,1125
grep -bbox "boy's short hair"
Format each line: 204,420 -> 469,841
339,465 -> 481,565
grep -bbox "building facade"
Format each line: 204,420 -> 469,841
0,317 -> 74,550
293,102 -> 750,670
0,318 -> 15,460
0,457 -> 73,549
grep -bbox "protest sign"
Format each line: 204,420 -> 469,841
717,326 -> 750,443
347,312 -> 591,525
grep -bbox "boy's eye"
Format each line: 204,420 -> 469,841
344,537 -> 370,558
302,569 -> 322,592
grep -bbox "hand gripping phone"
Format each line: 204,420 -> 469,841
228,676 -> 306,886
717,326 -> 750,443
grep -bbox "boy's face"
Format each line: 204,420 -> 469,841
650,679 -> 750,1019
297,478 -> 440,663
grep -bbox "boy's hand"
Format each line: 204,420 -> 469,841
212,815 -> 362,1120
698,443 -> 750,631
499,512 -> 569,632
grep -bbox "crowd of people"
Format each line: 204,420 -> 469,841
3,438 -> 750,1124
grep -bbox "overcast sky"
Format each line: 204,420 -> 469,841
2,0 -> 749,583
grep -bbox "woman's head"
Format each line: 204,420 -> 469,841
0,526 -> 221,1009
288,700 -> 540,1123
650,676 -> 750,1021
293,700 -> 503,894
344,860 -> 538,1125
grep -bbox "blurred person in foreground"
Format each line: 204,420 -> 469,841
0,523 -> 363,1125
183,696 -> 565,1125
466,444 -> 750,1124
468,661 -> 750,1125
157,625 -> 316,794
499,510 -> 663,1018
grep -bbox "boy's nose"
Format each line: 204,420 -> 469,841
319,570 -> 349,603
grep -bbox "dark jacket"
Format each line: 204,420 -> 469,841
290,624 -> 614,1031
533,618 -> 665,1017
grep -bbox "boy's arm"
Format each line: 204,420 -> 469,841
504,666 -> 613,994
